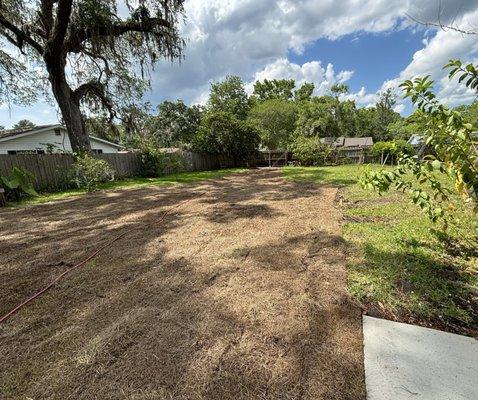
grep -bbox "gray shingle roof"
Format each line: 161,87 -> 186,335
0,124 -> 61,139
320,136 -> 373,148
343,137 -> 373,148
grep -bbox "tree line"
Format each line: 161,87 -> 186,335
80,76 -> 424,156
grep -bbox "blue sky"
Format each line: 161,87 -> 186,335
290,29 -> 426,94
1,0 -> 478,128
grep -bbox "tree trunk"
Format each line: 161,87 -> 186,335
45,55 -> 91,153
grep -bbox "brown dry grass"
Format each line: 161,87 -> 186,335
0,169 -> 365,399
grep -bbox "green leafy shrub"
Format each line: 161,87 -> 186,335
0,166 -> 37,202
137,141 -> 184,177
371,139 -> 415,163
362,59 -> 478,226
193,111 -> 260,159
69,154 -> 115,191
292,136 -> 334,166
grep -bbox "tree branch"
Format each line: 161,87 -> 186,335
39,0 -> 57,37
407,14 -> 478,35
0,12 -> 44,53
66,17 -> 172,51
74,81 -> 115,118
49,0 -> 73,50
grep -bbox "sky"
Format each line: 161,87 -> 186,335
1,0 -> 478,128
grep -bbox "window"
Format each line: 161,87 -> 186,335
91,149 -> 103,154
7,150 -> 17,155
54,128 -> 62,136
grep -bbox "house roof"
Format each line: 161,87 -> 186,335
320,136 -> 373,148
343,137 -> 373,148
321,137 -> 345,146
0,124 -> 60,140
0,124 -> 124,148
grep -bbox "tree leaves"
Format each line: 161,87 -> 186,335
363,59 -> 478,227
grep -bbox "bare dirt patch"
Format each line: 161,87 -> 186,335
0,169 -> 365,399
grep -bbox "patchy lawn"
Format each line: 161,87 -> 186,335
13,168 -> 245,207
284,165 -> 478,336
0,169 -> 365,399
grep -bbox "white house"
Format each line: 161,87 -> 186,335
0,124 -> 124,154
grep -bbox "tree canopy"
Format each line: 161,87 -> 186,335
294,83 -> 315,102
148,100 -> 203,146
0,0 -> 185,151
248,99 -> 298,150
253,79 -> 296,101
12,119 -> 35,130
208,75 -> 249,120
193,111 -> 260,158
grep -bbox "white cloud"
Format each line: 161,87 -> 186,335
393,104 -> 405,113
1,0 -> 477,125
381,8 -> 478,111
149,0 -> 478,110
343,87 -> 379,108
243,58 -> 354,96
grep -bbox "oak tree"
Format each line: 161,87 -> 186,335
0,0 -> 185,152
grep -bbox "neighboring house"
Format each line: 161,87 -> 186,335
320,136 -> 374,163
0,124 -> 124,154
321,137 -> 345,147
340,137 -> 373,163
320,136 -> 373,150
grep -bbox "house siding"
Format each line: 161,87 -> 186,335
0,128 -> 121,154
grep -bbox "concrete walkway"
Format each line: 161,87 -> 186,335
363,316 -> 478,400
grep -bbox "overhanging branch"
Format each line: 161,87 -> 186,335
0,12 -> 44,53
74,81 -> 115,119
407,14 -> 478,35
66,17 -> 172,51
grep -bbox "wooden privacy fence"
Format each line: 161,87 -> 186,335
0,152 -> 254,192
0,153 -> 141,191
0,149 -> 380,192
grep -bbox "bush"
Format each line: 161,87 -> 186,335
137,141 -> 184,177
371,139 -> 415,164
192,111 -> 260,159
292,136 -> 334,166
0,166 -> 37,202
69,154 -> 115,191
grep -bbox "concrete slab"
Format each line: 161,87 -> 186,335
363,316 -> 478,400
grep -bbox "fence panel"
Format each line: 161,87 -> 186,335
0,153 -> 140,191
0,151 -> 267,192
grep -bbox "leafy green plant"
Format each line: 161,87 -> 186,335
0,166 -> 38,202
137,140 -> 184,177
292,136 -> 334,166
69,154 -> 115,192
361,60 -> 478,227
370,139 -> 415,164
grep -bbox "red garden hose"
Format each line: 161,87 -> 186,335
0,192 -> 204,325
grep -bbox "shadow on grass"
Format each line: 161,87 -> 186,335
10,168 -> 245,207
0,168 -> 366,399
349,241 -> 477,335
